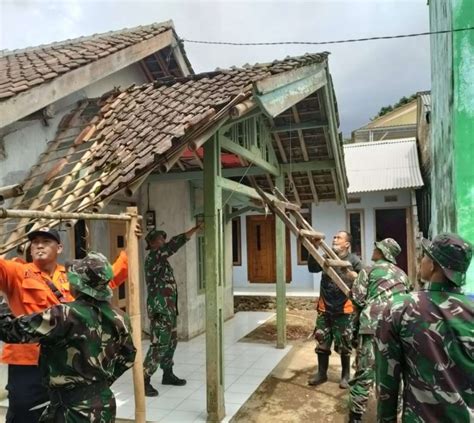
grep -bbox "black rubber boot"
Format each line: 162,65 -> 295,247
144,376 -> 159,397
162,368 -> 187,386
339,354 -> 351,389
308,353 -> 329,386
349,411 -> 363,423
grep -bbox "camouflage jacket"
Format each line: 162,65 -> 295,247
0,295 -> 136,390
375,282 -> 474,423
352,259 -> 410,334
308,251 -> 362,314
145,233 -> 188,316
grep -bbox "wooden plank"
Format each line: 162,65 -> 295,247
126,207 -> 146,423
203,134 -> 225,421
326,259 -> 352,268
274,200 -> 301,211
275,175 -> 286,348
299,229 -> 325,239
271,120 -> 328,133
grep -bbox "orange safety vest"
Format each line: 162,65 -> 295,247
0,250 -> 128,365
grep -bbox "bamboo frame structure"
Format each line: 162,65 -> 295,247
0,207 -> 146,423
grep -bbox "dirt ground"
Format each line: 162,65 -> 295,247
231,310 -> 376,423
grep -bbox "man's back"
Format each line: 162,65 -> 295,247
0,296 -> 136,389
376,283 -> 474,422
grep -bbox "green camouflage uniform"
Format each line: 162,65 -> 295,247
375,233 -> 474,423
0,252 -> 136,422
308,251 -> 362,355
349,238 -> 410,417
143,230 -> 189,377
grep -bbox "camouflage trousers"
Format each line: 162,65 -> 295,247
41,384 -> 116,422
349,334 -> 375,415
314,312 -> 353,355
143,311 -> 177,377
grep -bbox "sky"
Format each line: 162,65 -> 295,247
0,0 -> 431,135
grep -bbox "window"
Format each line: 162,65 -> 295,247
297,211 -> 312,265
347,210 -> 364,259
232,218 -> 242,266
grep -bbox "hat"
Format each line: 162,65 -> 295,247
66,252 -> 113,300
145,229 -> 167,250
27,227 -> 61,243
421,233 -> 472,287
374,238 -> 401,264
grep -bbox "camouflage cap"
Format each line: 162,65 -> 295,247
374,238 -> 401,264
422,233 -> 472,286
145,229 -> 167,250
66,252 -> 113,300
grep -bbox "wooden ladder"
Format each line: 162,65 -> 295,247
255,186 -> 351,295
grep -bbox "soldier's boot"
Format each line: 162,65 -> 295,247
144,376 -> 159,397
308,353 -> 329,386
339,354 -> 351,389
162,368 -> 187,386
348,411 -> 363,423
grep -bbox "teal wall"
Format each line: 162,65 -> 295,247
430,0 -> 474,294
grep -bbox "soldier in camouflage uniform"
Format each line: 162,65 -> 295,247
375,233 -> 473,423
0,252 -> 136,422
307,231 -> 362,389
143,225 -> 202,397
349,238 -> 410,423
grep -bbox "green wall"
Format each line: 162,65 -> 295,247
430,0 -> 474,294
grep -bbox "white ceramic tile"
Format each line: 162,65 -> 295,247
148,395 -> 186,410
176,399 -> 205,413
145,407 -> 171,422
159,386 -> 198,400
161,410 -> 203,422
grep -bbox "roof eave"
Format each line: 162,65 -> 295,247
0,29 -> 175,128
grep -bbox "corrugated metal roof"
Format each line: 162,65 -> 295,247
343,138 -> 424,193
418,91 -> 431,112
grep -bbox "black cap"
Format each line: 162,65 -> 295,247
27,227 -> 61,243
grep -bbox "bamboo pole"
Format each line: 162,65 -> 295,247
0,184 -> 24,203
0,208 -> 132,222
125,207 -> 146,423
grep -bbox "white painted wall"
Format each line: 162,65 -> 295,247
233,189 -> 412,294
139,181 -> 233,340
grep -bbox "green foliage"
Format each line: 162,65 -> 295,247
373,93 -> 417,120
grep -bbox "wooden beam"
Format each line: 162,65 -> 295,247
203,134 -> 225,421
271,120 -> 328,133
275,175 -> 287,348
126,207 -> 146,423
218,177 -> 280,204
273,132 -> 288,163
147,166 -> 269,182
1,29 -> 174,128
280,160 -> 335,173
299,229 -> 325,239
220,135 -> 281,177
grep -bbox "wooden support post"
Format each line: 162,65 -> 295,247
126,207 -> 146,423
275,175 -> 287,349
203,134 -> 225,421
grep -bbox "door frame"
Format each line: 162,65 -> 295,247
373,206 -> 413,278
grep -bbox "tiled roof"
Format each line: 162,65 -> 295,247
0,22 -> 172,100
0,53 -> 336,253
87,53 -> 329,197
343,138 -> 424,193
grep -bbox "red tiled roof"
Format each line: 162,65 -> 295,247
89,53 -> 329,197
0,22 -> 173,100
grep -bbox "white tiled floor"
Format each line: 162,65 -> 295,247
113,311 -> 292,422
0,312 -> 291,422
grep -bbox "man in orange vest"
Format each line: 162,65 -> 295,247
0,227 -> 129,423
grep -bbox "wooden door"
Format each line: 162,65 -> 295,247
247,215 -> 291,283
109,222 -> 128,311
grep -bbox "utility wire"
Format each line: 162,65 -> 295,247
181,26 -> 474,46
